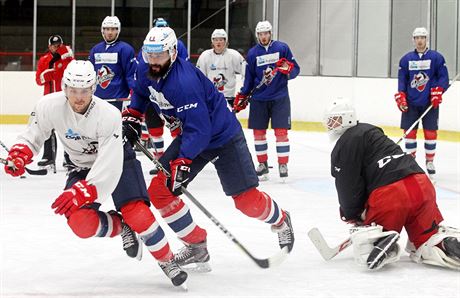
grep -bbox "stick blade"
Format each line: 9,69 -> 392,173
252,246 -> 289,269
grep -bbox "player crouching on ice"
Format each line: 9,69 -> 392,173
3,60 -> 188,288
323,99 -> 460,270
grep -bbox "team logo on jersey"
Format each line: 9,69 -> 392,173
377,153 -> 405,168
256,52 -> 279,67
148,86 -> 173,110
82,141 -> 98,155
213,73 -> 227,91
65,128 -> 82,140
97,65 -> 115,89
410,71 -> 430,92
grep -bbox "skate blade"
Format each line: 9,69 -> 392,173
258,174 -> 269,181
279,176 -> 287,183
179,281 -> 188,291
182,262 -> 212,273
39,164 -> 56,174
429,174 -> 436,185
135,243 -> 143,261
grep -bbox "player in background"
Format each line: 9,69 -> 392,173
89,16 -> 136,112
234,21 -> 300,181
323,99 -> 459,270
196,28 -> 246,108
35,35 -> 74,172
138,17 -> 189,175
395,27 -> 449,180
4,60 -> 188,288
123,26 -> 294,271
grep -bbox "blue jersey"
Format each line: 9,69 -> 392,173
398,49 -> 449,107
130,57 -> 241,160
89,40 -> 137,110
241,40 -> 300,101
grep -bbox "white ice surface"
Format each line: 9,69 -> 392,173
1,125 -> 459,298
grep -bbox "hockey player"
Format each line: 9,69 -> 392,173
138,17 -> 189,175
395,27 -> 449,180
123,26 -> 294,271
324,99 -> 460,270
234,21 -> 300,181
196,28 -> 246,107
89,16 -> 136,111
35,35 -> 74,171
4,60 -> 188,287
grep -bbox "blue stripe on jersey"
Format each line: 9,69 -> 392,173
255,144 -> 268,151
96,211 -> 109,237
266,201 -> 280,224
168,210 -> 194,233
142,226 -> 166,247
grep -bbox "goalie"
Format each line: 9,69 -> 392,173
323,98 -> 459,270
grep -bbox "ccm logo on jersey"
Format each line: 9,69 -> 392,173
377,153 -> 405,168
177,103 -> 198,112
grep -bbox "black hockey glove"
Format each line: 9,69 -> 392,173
122,108 -> 143,146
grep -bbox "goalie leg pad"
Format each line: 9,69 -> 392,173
410,226 -> 460,270
232,188 -> 284,225
350,224 -> 400,269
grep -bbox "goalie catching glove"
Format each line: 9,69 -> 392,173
122,108 -> 143,146
169,158 -> 192,196
4,144 -> 33,177
51,180 -> 97,217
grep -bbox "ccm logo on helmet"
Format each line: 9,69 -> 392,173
177,103 -> 198,112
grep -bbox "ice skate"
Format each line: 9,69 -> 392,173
158,258 -> 188,290
37,158 -> 56,174
279,163 -> 288,182
271,211 -> 294,253
367,233 -> 400,270
174,240 -> 211,273
256,161 -> 269,181
119,221 -> 143,260
426,161 -> 436,183
441,237 -> 460,261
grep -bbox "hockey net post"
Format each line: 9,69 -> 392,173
308,228 -> 352,261
134,139 -> 289,269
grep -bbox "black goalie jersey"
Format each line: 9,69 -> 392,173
331,123 -> 425,221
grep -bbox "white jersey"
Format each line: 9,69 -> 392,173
18,91 -> 123,203
196,48 -> 246,98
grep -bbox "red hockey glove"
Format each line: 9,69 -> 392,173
41,69 -> 56,82
430,86 -> 444,108
275,58 -> 294,75
56,44 -> 73,60
122,108 -> 143,146
169,158 -> 192,196
4,144 -> 33,177
394,91 -> 408,112
233,92 -> 249,113
51,180 -> 97,217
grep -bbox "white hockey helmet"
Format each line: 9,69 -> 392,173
153,17 -> 169,28
323,98 -> 357,135
412,27 -> 428,38
211,29 -> 227,41
101,16 -> 121,44
62,60 -> 97,91
142,26 -> 177,63
255,21 -> 272,36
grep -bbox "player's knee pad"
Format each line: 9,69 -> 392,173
274,128 -> 288,140
350,224 -> 400,270
148,172 -> 178,210
148,127 -> 164,138
120,200 -> 155,234
232,188 -> 269,219
253,129 -> 267,140
410,226 -> 460,269
67,208 -> 100,239
423,129 -> 437,140
404,129 -> 417,139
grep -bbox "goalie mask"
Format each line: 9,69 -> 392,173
323,98 -> 357,140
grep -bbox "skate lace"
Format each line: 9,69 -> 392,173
279,164 -> 288,174
175,245 -> 193,263
160,260 -> 182,279
121,224 -> 136,249
278,224 -> 292,245
257,163 -> 267,172
426,161 -> 435,171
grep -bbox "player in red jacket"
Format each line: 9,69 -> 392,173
35,35 -> 74,172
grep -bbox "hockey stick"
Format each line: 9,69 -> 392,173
233,68 -> 279,112
0,140 -> 47,175
396,71 -> 460,145
105,98 -> 131,103
134,140 -> 289,269
307,228 -> 352,261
